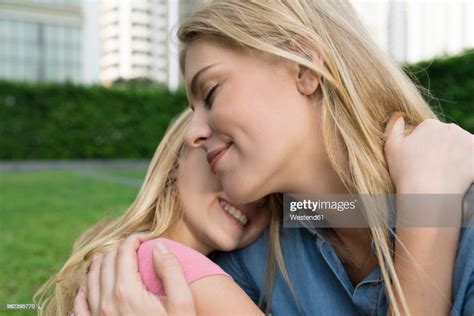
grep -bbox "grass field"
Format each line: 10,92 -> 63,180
0,166 -> 146,315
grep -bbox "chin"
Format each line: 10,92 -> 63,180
214,238 -> 240,252
223,178 -> 263,205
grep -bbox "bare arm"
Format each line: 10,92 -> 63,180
73,234 -> 196,316
392,227 -> 460,316
384,114 -> 474,315
392,192 -> 463,315
74,235 -> 262,316
190,275 -> 263,316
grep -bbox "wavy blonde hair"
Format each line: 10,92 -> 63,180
34,107 -> 281,315
178,0 -> 439,315
33,109 -> 193,315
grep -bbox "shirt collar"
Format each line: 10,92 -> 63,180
302,218 -> 397,256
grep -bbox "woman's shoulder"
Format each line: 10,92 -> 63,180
137,237 -> 230,295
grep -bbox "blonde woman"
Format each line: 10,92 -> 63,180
34,109 -> 276,315
74,5 -> 473,316
177,0 -> 473,315
72,115 -> 472,316
68,0 -> 473,315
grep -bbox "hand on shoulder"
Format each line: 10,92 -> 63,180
384,114 -> 473,194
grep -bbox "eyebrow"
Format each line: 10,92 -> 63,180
189,63 -> 218,99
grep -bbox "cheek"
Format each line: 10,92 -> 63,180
212,68 -> 299,142
239,211 -> 270,247
176,176 -> 214,216
240,80 -> 315,162
179,159 -> 221,195
199,167 -> 222,193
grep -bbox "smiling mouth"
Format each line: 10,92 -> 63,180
218,198 -> 249,226
207,143 -> 232,172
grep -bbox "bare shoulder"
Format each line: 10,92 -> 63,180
189,275 -> 263,316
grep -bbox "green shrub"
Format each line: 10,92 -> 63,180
403,49 -> 474,133
1,49 -> 472,159
0,81 -> 187,159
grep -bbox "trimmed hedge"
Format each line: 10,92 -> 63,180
0,50 -> 473,159
403,49 -> 474,133
0,81 -> 187,159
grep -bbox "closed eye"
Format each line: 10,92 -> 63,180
203,84 -> 219,109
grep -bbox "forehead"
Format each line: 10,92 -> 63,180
183,38 -> 280,102
185,39 -> 228,78
184,38 -> 254,81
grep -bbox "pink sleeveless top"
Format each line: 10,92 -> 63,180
137,238 -> 231,295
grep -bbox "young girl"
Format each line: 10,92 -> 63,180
178,0 -> 473,315
34,109 -> 274,315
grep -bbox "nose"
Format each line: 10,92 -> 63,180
185,110 -> 212,149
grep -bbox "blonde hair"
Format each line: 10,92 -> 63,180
33,109 -> 193,315
177,0 -> 438,315
34,105 -> 281,315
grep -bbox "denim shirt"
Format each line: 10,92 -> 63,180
214,225 -> 474,315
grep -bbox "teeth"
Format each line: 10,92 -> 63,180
220,200 -> 248,226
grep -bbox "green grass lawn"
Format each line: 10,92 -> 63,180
0,167 -> 145,315
102,166 -> 148,179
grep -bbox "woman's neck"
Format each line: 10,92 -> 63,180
161,220 -> 213,256
287,151 -> 349,195
289,157 -> 378,283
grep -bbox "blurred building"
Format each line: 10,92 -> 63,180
1,0 -> 472,87
0,0 -> 82,82
100,0 -> 472,88
351,0 -> 474,63
100,0 -> 201,88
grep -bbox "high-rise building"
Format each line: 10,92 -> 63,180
0,0 -> 82,82
100,0 -> 201,87
351,0 -> 474,63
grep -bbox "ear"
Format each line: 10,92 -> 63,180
296,65 -> 320,96
287,35 -> 323,96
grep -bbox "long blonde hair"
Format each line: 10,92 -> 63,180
33,109 -> 193,315
177,0 -> 438,315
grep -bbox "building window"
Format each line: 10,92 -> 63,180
132,50 -> 152,57
131,22 -> 151,29
132,36 -> 151,42
131,8 -> 152,15
0,19 -> 81,82
132,64 -> 152,71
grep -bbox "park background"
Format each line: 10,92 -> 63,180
1,0 -> 473,315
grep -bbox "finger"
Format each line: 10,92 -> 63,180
384,113 -> 405,151
73,286 -> 92,316
100,250 -> 117,304
152,242 -> 195,314
115,233 -> 150,287
383,112 -> 404,141
79,278 -> 88,296
87,253 -> 103,315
